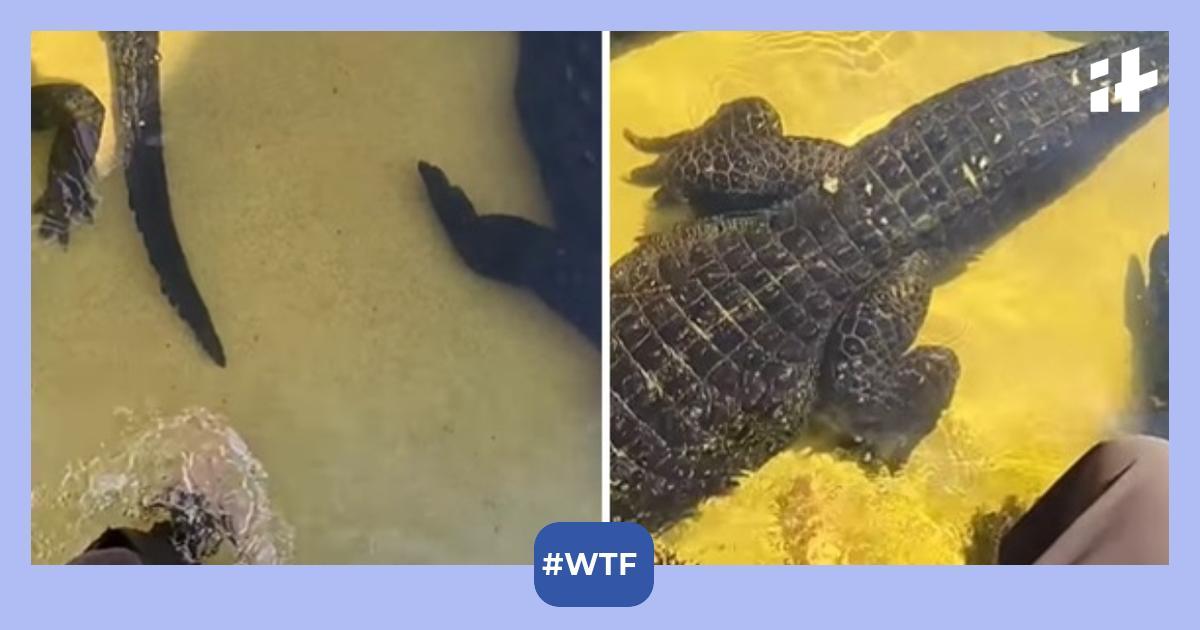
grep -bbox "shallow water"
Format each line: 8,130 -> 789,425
611,31 -> 1168,564
32,32 -> 600,563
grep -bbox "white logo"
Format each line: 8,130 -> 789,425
1090,47 -> 1159,113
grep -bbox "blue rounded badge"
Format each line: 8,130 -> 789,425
533,522 -> 655,607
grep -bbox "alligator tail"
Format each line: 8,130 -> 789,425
105,31 -> 226,367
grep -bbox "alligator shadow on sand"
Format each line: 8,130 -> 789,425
416,32 -> 602,348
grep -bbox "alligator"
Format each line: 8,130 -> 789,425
417,32 -> 601,347
611,32 -> 1170,531
1126,232 -> 1168,437
32,32 -> 225,366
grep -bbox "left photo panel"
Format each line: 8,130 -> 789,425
31,31 -> 602,564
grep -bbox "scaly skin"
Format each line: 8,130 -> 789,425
612,32 -> 1169,531
104,31 -> 226,367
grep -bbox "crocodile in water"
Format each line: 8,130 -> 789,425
610,32 -> 1169,531
417,32 -> 601,347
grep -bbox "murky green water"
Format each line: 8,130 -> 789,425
32,32 -> 600,563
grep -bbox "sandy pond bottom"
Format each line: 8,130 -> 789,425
32,32 -> 600,564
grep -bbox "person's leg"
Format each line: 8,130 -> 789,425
68,547 -> 144,565
998,435 -> 1168,564
66,525 -> 190,565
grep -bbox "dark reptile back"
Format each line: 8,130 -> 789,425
516,32 -> 602,251
843,31 -> 1169,263
611,200 -> 861,529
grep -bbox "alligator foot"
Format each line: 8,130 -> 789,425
815,252 -> 960,467
625,97 -> 848,217
418,161 -> 558,285
417,161 -> 600,345
31,83 -> 105,246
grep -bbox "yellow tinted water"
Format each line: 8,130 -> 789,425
32,32 -> 600,563
611,32 -> 1168,564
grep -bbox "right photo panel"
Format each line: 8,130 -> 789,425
609,31 -> 1168,564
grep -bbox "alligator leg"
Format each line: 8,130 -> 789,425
625,97 -> 849,216
417,161 -> 601,346
32,83 -> 104,246
814,251 -> 960,467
